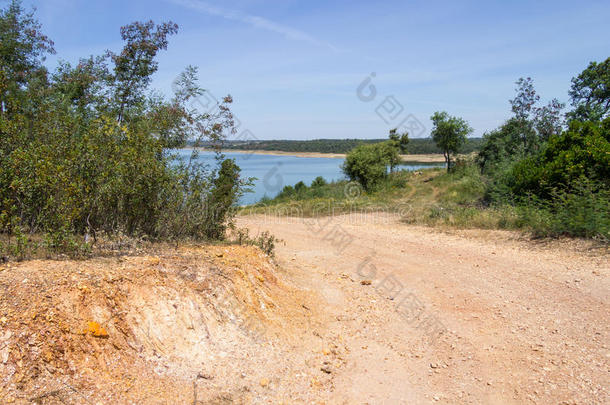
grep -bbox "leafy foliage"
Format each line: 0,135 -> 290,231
311,176 -> 327,188
568,57 -> 610,122
0,1 -> 249,258
508,118 -> 610,198
388,128 -> 410,153
233,228 -> 278,257
0,0 -> 54,106
342,143 -> 391,191
510,77 -> 540,121
430,111 -> 473,171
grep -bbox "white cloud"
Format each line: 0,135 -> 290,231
168,0 -> 339,52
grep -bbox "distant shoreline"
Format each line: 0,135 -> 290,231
193,148 -> 446,164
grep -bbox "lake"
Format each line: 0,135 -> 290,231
176,149 -> 441,205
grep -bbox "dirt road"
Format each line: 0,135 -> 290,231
1,214 -> 607,404
239,213 -> 609,404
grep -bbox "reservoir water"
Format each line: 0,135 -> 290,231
176,150 -> 441,205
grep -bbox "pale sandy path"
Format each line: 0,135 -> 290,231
238,213 -> 609,404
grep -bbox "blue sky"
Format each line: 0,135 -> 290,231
24,0 -> 610,139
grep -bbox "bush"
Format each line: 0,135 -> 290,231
477,118 -> 528,175
508,118 -> 610,198
311,176 -> 327,188
342,143 -> 391,191
233,228 -> 278,257
517,179 -> 609,239
294,181 -> 307,193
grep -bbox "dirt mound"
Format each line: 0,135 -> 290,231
0,245 -> 319,404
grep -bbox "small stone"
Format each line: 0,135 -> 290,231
1,347 -> 9,364
259,378 -> 270,387
42,349 -> 54,363
360,280 -> 372,286
430,362 -> 438,369
86,321 -> 109,338
321,366 -> 332,374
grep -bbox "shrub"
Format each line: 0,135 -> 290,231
342,143 -> 391,191
232,228 -> 278,257
519,179 -> 610,239
294,181 -> 307,193
311,176 -> 327,188
508,118 -> 610,198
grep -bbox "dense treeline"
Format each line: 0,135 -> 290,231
214,137 -> 484,155
0,1 -> 247,258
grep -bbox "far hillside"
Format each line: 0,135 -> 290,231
194,138 -> 484,155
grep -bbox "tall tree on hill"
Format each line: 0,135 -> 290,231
430,111 -> 473,172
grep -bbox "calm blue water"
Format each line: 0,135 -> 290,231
175,149 -> 440,205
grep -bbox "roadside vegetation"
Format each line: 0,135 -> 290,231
245,61 -> 610,242
244,159 -> 608,241
0,1 -> 251,259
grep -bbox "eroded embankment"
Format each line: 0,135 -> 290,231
0,245 -> 322,404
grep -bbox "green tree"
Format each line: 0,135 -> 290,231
430,111 -> 473,172
509,77 -> 541,149
204,159 -> 244,239
533,98 -> 565,141
108,20 -> 178,124
388,128 -> 410,153
510,77 -> 540,121
294,181 -> 307,193
568,57 -> 610,122
387,128 -> 409,172
342,143 -> 390,191
478,77 -> 566,176
476,118 -> 529,175
0,0 -> 54,114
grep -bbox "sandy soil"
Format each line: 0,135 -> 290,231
238,214 -> 609,404
200,148 -> 447,163
1,214 -> 608,404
